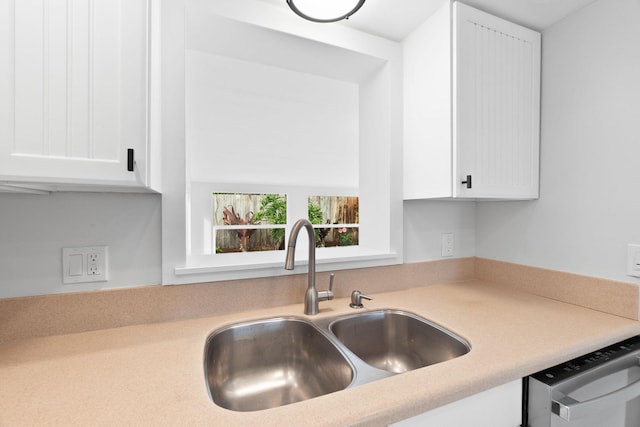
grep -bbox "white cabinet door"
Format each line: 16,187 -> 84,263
0,0 -> 158,190
403,1 -> 540,200
453,2 -> 540,199
390,379 -> 522,427
403,1 -> 452,200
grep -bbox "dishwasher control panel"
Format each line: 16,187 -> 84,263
532,335 -> 640,386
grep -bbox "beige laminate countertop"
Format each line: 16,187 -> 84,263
1,280 -> 639,426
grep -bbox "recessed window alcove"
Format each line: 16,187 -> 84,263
165,0 -> 402,283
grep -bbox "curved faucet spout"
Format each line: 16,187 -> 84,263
284,219 -> 315,274
284,219 -> 333,315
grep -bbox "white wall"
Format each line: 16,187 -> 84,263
0,192 -> 161,298
403,200 -> 476,263
476,0 -> 640,284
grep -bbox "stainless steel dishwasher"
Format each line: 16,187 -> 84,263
527,335 -> 640,427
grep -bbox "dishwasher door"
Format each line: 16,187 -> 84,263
528,336 -> 640,427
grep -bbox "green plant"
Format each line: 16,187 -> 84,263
308,202 -> 323,225
254,194 -> 287,249
308,202 -> 328,246
337,227 -> 355,246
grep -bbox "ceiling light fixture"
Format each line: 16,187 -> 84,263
286,0 -> 366,23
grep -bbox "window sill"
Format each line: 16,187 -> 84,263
172,249 -> 400,284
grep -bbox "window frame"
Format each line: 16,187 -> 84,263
183,182 -> 385,277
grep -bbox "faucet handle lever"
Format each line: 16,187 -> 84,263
318,273 -> 336,302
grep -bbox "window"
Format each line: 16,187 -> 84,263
187,183 -> 368,273
211,193 -> 359,255
213,193 -> 286,253
309,196 -> 359,248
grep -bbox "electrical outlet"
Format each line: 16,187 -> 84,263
441,233 -> 454,257
62,246 -> 108,284
627,244 -> 640,278
87,252 -> 100,275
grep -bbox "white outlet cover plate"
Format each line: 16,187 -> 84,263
627,244 -> 640,278
441,233 -> 454,257
62,246 -> 108,284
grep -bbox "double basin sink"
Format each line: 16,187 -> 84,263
204,309 -> 470,412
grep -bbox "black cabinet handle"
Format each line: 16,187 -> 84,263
461,175 -> 472,189
127,149 -> 134,172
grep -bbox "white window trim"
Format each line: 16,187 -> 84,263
175,250 -> 398,277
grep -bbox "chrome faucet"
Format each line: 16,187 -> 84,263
284,219 -> 334,315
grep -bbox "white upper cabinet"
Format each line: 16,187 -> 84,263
0,0 -> 160,192
403,1 -> 540,200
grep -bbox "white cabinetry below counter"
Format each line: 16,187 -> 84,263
0,0 -> 160,192
403,1 -> 540,200
391,379 -> 522,427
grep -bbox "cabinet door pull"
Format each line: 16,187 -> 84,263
461,175 -> 472,189
127,149 -> 135,172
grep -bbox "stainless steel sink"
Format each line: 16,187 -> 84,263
204,310 -> 470,411
329,310 -> 470,373
203,317 -> 354,412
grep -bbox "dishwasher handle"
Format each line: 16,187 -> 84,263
552,374 -> 640,421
